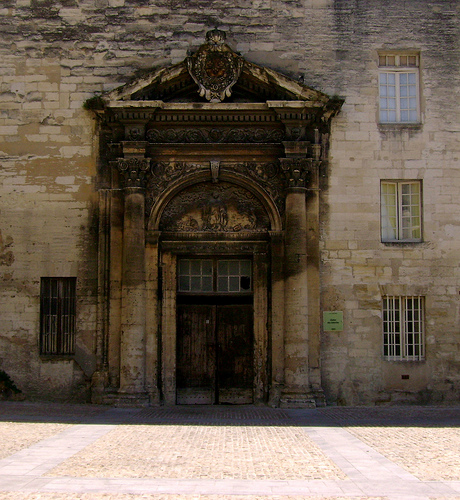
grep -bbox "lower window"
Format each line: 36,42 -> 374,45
383,296 -> 424,361
40,277 -> 76,355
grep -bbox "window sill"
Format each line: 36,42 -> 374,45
40,355 -> 75,362
378,123 -> 422,132
382,240 -> 423,247
384,358 -> 425,363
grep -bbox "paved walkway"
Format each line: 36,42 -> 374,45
0,402 -> 459,499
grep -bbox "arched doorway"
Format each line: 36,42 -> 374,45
90,29 -> 342,407
155,179 -> 274,404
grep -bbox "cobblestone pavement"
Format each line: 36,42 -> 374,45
0,402 -> 459,500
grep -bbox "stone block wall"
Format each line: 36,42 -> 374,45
0,0 -> 459,403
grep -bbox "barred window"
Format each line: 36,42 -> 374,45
40,277 -> 76,355
379,53 -> 420,123
383,296 -> 424,361
381,181 -> 422,242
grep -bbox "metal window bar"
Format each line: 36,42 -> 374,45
383,296 -> 401,359
40,278 -> 76,355
403,296 -> 424,360
383,295 -> 424,361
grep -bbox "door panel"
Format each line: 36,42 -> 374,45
176,303 -> 253,404
176,304 -> 215,404
216,305 -> 253,404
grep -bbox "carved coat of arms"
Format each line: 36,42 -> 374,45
187,29 -> 244,102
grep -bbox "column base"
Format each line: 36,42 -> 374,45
107,391 -> 151,407
279,393 -> 316,409
280,387 -> 325,408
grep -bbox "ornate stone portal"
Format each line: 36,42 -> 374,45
90,30 -> 342,407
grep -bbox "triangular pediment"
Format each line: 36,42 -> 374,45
105,60 -> 329,104
103,29 -> 332,106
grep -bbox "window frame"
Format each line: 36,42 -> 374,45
378,52 -> 421,124
382,295 -> 425,361
177,258 -> 252,295
40,277 -> 77,356
380,180 -> 422,243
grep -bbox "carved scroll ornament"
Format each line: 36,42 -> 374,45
187,29 -> 243,102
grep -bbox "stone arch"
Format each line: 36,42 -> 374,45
147,171 -> 282,233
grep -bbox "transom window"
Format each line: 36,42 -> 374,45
178,259 -> 252,293
40,277 -> 76,355
383,296 -> 425,361
381,181 -> 422,242
379,53 -> 420,123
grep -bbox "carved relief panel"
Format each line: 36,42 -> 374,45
159,181 -> 270,233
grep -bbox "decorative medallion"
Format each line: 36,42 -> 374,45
187,29 -> 244,102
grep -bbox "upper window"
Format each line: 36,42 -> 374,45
379,53 -> 420,123
40,277 -> 76,355
381,181 -> 422,242
178,259 -> 252,293
383,296 -> 425,361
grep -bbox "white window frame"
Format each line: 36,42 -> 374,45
383,296 -> 425,361
378,53 -> 420,124
381,180 -> 422,242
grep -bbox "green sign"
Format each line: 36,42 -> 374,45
323,311 -> 343,331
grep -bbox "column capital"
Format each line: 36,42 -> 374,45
116,158 -> 151,189
280,158 -> 319,190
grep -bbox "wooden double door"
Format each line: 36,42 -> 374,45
176,299 -> 253,404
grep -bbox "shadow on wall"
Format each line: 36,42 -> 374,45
0,370 -> 24,401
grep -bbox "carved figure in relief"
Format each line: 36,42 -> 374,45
159,182 -> 270,232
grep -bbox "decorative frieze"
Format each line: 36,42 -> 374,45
116,158 -> 151,189
145,127 -> 284,144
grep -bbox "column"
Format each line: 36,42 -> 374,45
117,156 -> 150,401
280,157 -> 316,408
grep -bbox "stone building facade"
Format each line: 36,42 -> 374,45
0,0 -> 459,406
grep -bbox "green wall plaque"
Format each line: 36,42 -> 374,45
323,311 -> 343,331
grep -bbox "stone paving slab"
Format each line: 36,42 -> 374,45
0,493 -> 392,499
0,422 -> 71,460
346,426 -> 460,481
0,402 -> 459,500
49,424 -> 345,480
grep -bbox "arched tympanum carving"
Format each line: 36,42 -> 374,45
159,181 -> 271,232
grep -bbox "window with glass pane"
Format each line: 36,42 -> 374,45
381,181 -> 421,242
217,260 -> 252,292
178,259 -> 213,292
40,277 -> 76,355
383,296 -> 424,361
378,53 -> 419,123
178,259 -> 252,294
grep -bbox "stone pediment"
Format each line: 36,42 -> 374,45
103,29 -> 334,107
